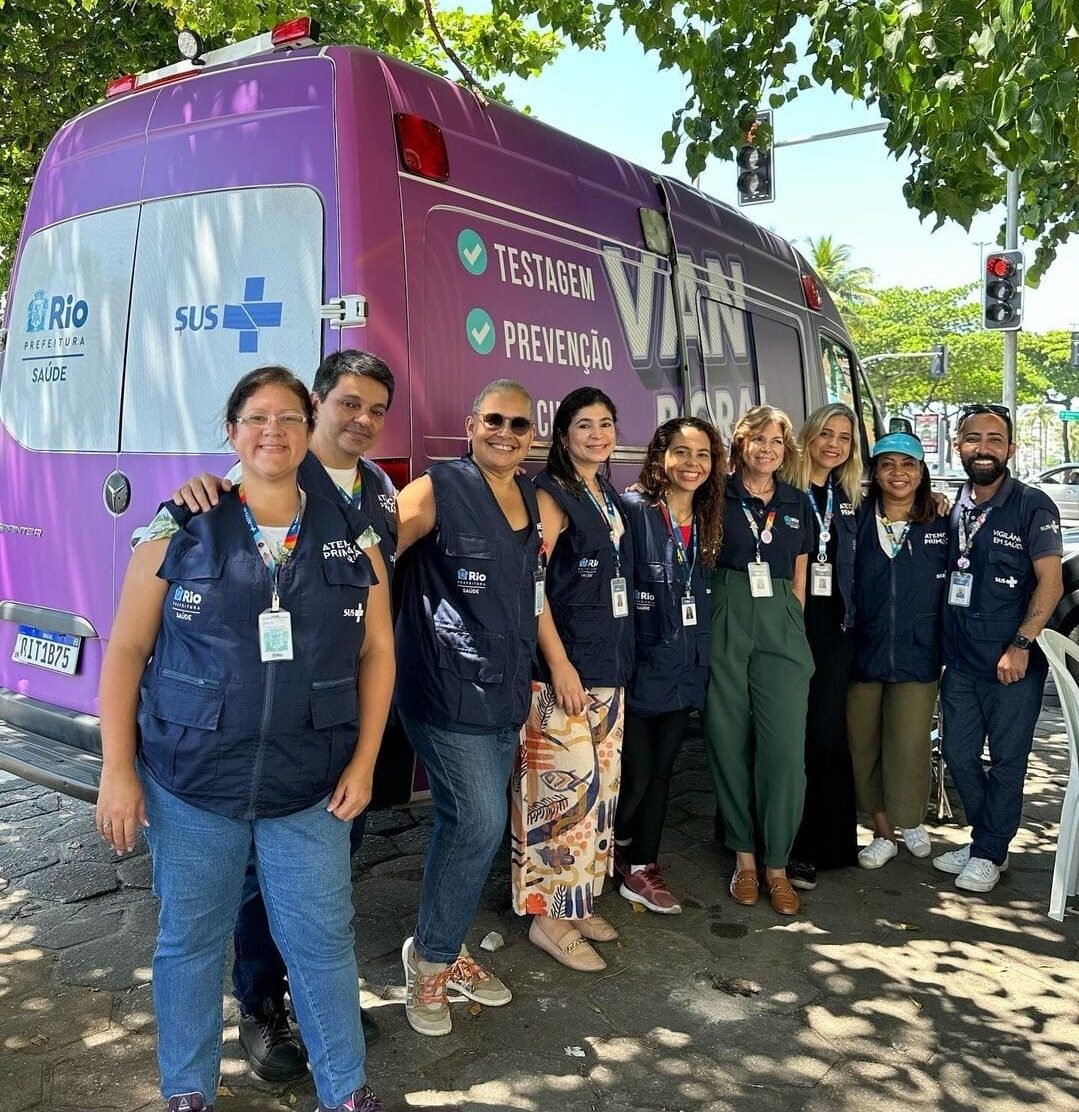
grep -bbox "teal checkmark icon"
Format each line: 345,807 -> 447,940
458,229 -> 488,276
466,308 -> 496,355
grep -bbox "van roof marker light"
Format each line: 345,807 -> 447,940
394,114 -> 450,182
271,16 -> 320,47
800,272 -> 823,311
103,16 -> 320,99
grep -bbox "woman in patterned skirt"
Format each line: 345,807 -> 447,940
511,387 -> 635,972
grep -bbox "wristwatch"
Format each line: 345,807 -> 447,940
1011,633 -> 1033,651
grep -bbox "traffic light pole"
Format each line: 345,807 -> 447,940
1003,169 -> 1019,421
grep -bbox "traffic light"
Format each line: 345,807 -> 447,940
983,249 -> 1024,331
1070,331 -> 1079,369
737,110 -> 774,206
929,343 -> 948,378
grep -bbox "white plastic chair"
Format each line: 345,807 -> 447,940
1036,629 -> 1079,920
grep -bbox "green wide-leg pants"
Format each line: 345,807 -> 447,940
703,567 -> 815,868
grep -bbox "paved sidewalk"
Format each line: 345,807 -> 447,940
1,708 -> 1076,1112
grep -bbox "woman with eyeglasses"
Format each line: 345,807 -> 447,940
511,387 -> 634,972
394,379 -> 543,1036
95,366 -> 393,1112
703,404 -> 815,916
781,403 -> 864,892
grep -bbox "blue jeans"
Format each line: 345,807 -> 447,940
398,709 -> 518,963
232,810 -> 368,1014
941,666 -> 1046,865
140,767 -> 365,1105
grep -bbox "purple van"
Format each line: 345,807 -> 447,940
0,19 -> 875,800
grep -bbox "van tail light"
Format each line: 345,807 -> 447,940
377,457 -> 411,491
106,75 -> 137,98
271,16 -> 320,47
394,114 -> 450,182
800,272 -> 823,311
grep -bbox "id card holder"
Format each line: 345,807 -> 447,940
681,597 -> 697,627
748,561 -> 774,598
948,571 -> 973,608
534,569 -> 546,617
810,562 -> 833,597
258,608 -> 294,662
611,576 -> 629,618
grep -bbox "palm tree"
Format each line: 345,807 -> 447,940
802,235 -> 877,321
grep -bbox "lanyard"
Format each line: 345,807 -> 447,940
583,481 -> 622,573
811,479 -> 834,564
740,499 -> 776,562
878,501 -> 911,558
660,501 -> 697,596
337,467 -> 363,509
957,503 -> 993,569
237,484 -> 306,610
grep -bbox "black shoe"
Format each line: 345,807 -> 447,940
238,998 -> 308,1082
787,861 -> 818,891
361,1006 -> 380,1044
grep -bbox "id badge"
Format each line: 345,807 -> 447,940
258,608 -> 294,662
747,560 -> 774,598
534,570 -> 546,617
948,571 -> 973,608
811,562 -> 833,597
611,576 -> 629,618
681,597 -> 697,627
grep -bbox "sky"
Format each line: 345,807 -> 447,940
481,12 -> 1079,335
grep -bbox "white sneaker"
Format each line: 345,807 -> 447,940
858,837 -> 898,869
955,856 -> 1003,893
934,845 -> 1009,876
899,825 -> 932,858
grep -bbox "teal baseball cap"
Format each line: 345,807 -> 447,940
871,432 -> 925,461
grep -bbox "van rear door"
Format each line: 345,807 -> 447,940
0,207 -> 140,714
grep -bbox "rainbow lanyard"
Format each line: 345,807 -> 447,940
237,484 -> 305,609
740,501 -> 776,562
338,467 -> 363,509
660,501 -> 697,597
957,504 -> 993,569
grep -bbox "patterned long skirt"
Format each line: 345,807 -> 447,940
510,682 -> 624,919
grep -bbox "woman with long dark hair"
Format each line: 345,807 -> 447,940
511,387 -> 634,971
615,417 -> 725,914
848,433 -> 949,868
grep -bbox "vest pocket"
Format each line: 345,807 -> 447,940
141,672 -> 225,794
442,533 -> 499,560
310,677 -> 360,730
985,547 -> 1027,602
309,678 -> 360,792
434,627 -> 507,684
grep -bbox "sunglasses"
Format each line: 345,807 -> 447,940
475,411 -> 533,434
957,402 -> 1013,435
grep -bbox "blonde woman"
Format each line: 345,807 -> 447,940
702,405 -> 815,916
781,403 -> 864,891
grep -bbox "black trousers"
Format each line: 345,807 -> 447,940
615,708 -> 692,865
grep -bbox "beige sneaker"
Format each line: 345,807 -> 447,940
445,945 -> 512,1006
401,936 -> 451,1036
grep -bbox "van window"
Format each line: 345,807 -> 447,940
821,333 -> 856,411
696,295 -> 754,440
754,315 -> 805,425
1,207 -> 141,451
123,187 -> 324,453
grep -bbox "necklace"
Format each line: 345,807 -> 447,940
743,477 -> 775,499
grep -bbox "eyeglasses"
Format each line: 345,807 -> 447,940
233,412 -> 309,429
475,412 -> 533,434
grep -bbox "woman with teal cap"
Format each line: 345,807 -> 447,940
846,432 -> 950,869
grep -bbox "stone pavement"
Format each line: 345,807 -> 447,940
1,708 -> 1076,1112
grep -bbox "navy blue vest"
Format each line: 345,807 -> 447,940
853,506 -> 949,683
943,481 -> 1049,678
621,493 -> 710,715
809,480 -> 858,630
395,457 -> 542,733
534,470 -> 636,688
299,452 -> 397,579
138,491 -> 375,820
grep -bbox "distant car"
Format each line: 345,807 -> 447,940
1029,465 -> 1079,525
929,468 -> 967,498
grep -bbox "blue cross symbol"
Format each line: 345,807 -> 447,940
222,277 -> 282,354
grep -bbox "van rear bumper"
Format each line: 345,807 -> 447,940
0,685 -> 101,802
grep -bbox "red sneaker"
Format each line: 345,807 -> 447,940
618,863 -> 682,914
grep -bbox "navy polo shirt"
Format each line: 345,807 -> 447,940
954,475 -> 1062,562
717,473 -> 815,580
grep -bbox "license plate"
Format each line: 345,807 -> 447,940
11,625 -> 82,676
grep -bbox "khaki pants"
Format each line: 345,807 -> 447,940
846,680 -> 938,829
